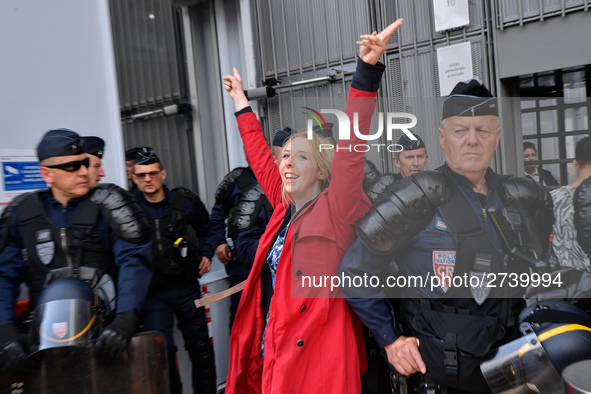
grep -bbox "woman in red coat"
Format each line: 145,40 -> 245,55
222,19 -> 402,394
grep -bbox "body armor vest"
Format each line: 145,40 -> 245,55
148,188 -> 202,284
16,192 -> 114,307
398,171 -> 542,392
227,170 -> 272,239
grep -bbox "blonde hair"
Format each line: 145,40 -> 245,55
280,131 -> 335,204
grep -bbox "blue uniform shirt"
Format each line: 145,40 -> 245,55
338,164 -> 504,348
0,188 -> 153,324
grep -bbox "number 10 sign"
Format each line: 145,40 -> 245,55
433,0 -> 470,32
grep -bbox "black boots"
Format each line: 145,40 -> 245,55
185,338 -> 216,394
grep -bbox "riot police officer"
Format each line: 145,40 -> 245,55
83,136 -> 106,187
338,78 -> 553,393
210,165 -> 273,328
363,133 -> 428,205
0,128 -> 153,372
132,149 -> 216,394
392,132 -> 428,182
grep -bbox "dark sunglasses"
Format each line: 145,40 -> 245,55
44,157 -> 90,172
134,170 -> 162,180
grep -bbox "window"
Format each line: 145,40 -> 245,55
519,66 -> 591,185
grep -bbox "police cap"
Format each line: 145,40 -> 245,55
442,77 -> 498,120
312,122 -> 335,141
273,127 -> 294,147
37,128 -> 85,161
397,132 -> 425,151
125,146 -> 152,161
134,147 -> 160,165
83,136 -> 105,159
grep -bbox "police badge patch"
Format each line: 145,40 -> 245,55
433,251 -> 455,293
52,322 -> 68,339
36,229 -> 54,265
469,271 -> 491,305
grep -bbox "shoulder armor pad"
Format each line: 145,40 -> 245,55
0,192 -> 33,250
215,167 -> 245,203
89,184 -> 151,243
363,160 -> 382,191
498,176 -> 551,215
366,173 -> 397,203
172,186 -> 198,202
357,171 -> 454,255
575,177 -> 591,254
498,176 -> 554,243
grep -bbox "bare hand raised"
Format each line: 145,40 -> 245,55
222,68 -> 250,111
358,19 -> 402,65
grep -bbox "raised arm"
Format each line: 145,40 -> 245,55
223,70 -> 283,206
329,19 -> 402,224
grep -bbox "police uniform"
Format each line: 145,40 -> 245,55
0,128 -> 153,372
209,166 -> 272,327
132,151 -> 216,394
338,80 -> 551,394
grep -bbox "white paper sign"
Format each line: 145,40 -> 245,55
437,42 -> 474,96
433,0 -> 470,32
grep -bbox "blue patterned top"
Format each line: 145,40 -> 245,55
262,226 -> 288,358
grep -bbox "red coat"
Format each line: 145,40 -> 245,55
226,88 -> 377,394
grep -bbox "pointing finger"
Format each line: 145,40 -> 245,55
378,18 -> 403,42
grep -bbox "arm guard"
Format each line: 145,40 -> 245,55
362,159 -> 381,191
497,176 -> 554,247
356,171 -> 454,255
89,184 -> 151,243
365,173 -> 397,203
575,177 -> 591,255
215,167 -> 245,204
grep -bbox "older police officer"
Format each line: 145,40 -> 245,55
339,79 -> 551,393
0,129 -> 153,372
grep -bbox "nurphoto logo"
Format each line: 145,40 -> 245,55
304,108 -> 418,152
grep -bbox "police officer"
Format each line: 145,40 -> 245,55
271,126 -> 293,165
211,126 -> 287,328
363,134 -> 428,204
132,148 -> 216,394
83,136 -> 106,187
0,128 -> 153,372
210,165 -> 273,329
393,132 -> 428,182
125,146 -> 150,193
338,78 -> 552,393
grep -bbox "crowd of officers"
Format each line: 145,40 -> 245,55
0,74 -> 590,394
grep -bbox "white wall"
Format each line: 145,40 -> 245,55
0,0 -> 126,188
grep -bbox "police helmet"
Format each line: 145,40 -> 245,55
33,277 -> 102,352
481,300 -> 591,393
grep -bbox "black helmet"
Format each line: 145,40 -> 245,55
33,277 -> 102,352
481,300 -> 591,393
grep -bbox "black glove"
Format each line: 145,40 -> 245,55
0,323 -> 32,374
93,312 -> 139,363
